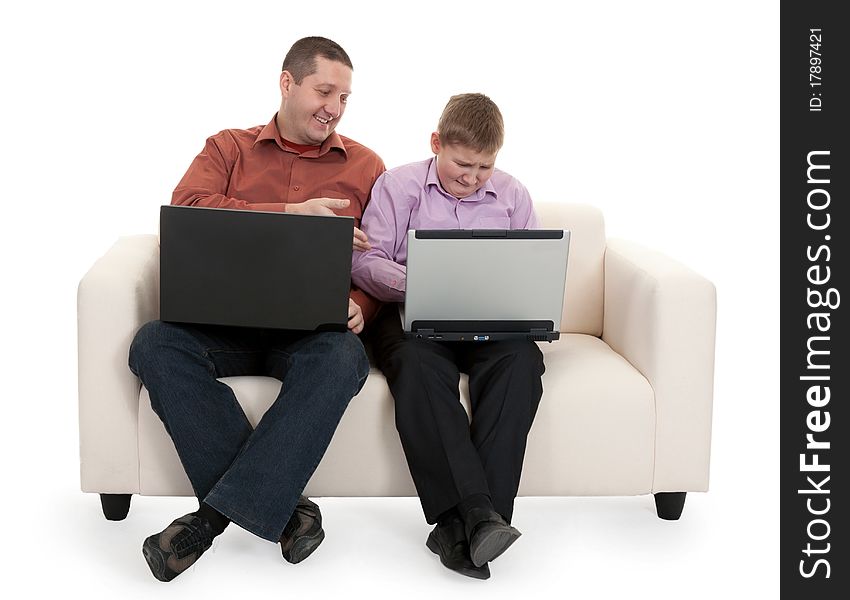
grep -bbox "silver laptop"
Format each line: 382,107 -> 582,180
403,229 -> 570,341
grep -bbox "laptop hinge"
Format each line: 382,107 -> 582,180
530,328 -> 558,342
414,329 -> 436,338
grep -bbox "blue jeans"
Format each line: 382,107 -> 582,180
128,320 -> 369,542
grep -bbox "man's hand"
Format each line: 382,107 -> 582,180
348,298 -> 364,334
288,197 -> 371,251
287,197 -> 350,216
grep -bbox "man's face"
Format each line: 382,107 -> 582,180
278,57 -> 352,145
431,133 -> 497,199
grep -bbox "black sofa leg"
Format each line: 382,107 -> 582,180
100,493 -> 132,521
654,492 -> 686,520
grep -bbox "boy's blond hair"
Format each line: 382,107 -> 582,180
437,93 -> 504,155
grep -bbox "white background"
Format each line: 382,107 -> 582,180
1,1 -> 778,597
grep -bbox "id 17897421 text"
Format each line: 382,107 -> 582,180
809,28 -> 823,112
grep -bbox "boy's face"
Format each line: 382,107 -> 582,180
431,133 -> 497,199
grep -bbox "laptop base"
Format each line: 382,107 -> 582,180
405,320 -> 559,343
404,330 -> 559,342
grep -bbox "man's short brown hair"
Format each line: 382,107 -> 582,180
282,37 -> 353,84
437,93 -> 504,155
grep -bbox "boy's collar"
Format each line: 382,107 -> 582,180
424,157 -> 497,201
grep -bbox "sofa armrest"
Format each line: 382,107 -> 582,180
602,238 -> 716,492
77,235 -> 159,493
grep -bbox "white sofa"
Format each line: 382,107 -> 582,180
78,203 -> 716,521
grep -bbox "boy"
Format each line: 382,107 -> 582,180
351,93 -> 545,580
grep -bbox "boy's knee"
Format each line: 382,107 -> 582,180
516,342 -> 544,368
383,340 -> 438,379
496,341 -> 545,376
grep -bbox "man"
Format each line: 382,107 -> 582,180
128,36 -> 384,582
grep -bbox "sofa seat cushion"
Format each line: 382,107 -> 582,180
137,334 -> 654,497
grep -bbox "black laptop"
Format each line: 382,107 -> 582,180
159,205 -> 353,331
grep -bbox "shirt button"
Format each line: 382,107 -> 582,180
293,186 -> 300,191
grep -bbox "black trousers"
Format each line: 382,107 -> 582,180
370,304 -> 545,524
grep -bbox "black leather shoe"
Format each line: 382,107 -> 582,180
426,514 -> 491,580
280,496 -> 325,564
142,513 -> 215,582
464,508 -> 521,567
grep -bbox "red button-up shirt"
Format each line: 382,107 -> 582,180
171,114 -> 386,323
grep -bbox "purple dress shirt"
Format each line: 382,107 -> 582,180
351,157 -> 540,302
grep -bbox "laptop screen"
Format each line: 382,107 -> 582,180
160,205 -> 354,331
403,229 -> 570,341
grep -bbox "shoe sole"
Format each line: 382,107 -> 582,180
142,535 -> 177,582
469,526 -> 521,567
282,528 -> 325,564
426,533 -> 490,580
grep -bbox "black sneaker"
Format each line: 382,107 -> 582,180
279,496 -> 325,564
142,513 -> 215,582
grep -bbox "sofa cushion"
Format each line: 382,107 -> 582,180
137,334 -> 653,497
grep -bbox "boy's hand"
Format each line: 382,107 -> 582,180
353,227 -> 371,252
348,298 -> 364,334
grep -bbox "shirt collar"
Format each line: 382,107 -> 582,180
424,156 -> 497,202
254,114 -> 347,158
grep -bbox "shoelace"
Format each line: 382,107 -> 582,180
171,518 -> 213,559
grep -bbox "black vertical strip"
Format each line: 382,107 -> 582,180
781,3 -> 848,597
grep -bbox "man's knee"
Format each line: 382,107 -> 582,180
128,320 -> 198,375
312,331 -> 369,381
129,320 -> 167,371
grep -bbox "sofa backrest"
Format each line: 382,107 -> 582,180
536,203 -> 605,336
